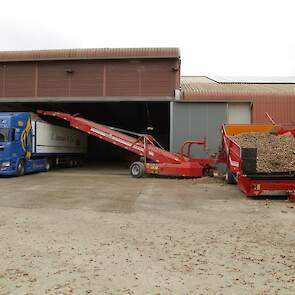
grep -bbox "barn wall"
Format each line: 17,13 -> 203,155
0,59 -> 179,99
170,102 -> 228,157
252,97 -> 295,127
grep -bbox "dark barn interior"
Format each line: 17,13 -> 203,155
0,102 -> 170,165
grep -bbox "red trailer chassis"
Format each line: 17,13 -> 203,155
37,110 -> 213,178
219,124 -> 295,202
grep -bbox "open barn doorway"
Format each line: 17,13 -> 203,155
0,101 -> 170,169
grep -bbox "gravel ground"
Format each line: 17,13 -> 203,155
0,165 -> 295,294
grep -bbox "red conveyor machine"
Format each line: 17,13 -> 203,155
37,110 -> 213,178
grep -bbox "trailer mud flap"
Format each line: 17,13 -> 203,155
241,148 -> 257,174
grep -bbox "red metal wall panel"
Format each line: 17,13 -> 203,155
106,61 -> 140,96
252,96 -> 295,127
0,57 -> 178,99
69,61 -> 104,96
3,63 -> 35,97
141,70 -> 173,96
105,59 -> 176,96
38,61 -> 69,97
141,60 -> 174,96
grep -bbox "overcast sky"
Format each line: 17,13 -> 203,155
1,0 -> 294,77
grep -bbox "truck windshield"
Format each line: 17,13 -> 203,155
0,128 -> 10,142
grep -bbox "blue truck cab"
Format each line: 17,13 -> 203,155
0,112 -> 48,176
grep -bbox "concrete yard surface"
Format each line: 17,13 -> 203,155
0,165 -> 295,294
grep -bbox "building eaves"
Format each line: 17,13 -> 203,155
0,47 -> 180,62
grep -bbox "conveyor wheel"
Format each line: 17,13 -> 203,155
130,161 -> 145,178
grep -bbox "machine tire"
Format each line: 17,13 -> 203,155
130,161 -> 145,178
225,169 -> 236,184
208,169 -> 214,177
16,160 -> 25,176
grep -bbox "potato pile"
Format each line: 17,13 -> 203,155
231,132 -> 295,173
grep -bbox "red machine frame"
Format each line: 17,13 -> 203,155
37,110 -> 213,178
219,124 -> 295,201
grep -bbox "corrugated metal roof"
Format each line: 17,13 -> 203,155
181,76 -> 216,84
211,76 -> 295,83
181,76 -> 295,100
0,48 -> 180,62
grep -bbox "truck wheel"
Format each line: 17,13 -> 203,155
130,161 -> 145,178
16,160 -> 25,176
225,169 -> 236,184
44,159 -> 51,172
